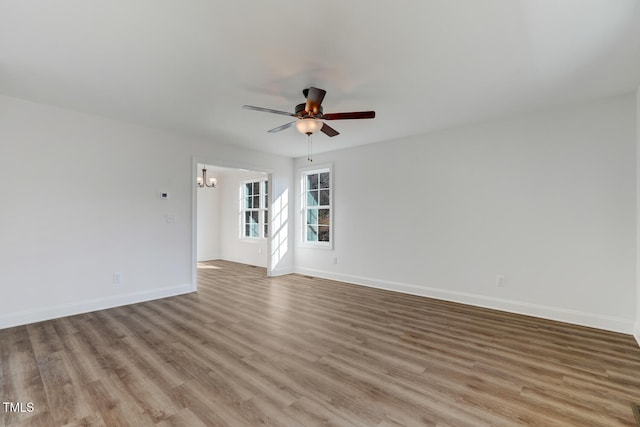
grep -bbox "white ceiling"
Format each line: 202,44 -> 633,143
2,1 -> 640,158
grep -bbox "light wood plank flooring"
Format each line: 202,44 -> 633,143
2,260 -> 640,426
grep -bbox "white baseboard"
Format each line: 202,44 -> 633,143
634,323 -> 640,347
295,267 -> 635,335
0,284 -> 194,330
197,256 -> 220,262
198,256 -> 291,277
219,255 -> 267,269
269,266 -> 295,277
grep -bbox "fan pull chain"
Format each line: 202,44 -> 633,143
307,134 -> 313,162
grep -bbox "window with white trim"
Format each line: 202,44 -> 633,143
242,180 -> 268,238
303,168 -> 331,244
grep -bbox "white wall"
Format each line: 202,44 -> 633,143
295,93 -> 637,334
0,94 -> 294,329
196,164 -> 220,261
2,91 -> 636,335
219,169 -> 269,268
636,87 -> 640,345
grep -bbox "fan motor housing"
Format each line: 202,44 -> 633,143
295,103 -> 322,118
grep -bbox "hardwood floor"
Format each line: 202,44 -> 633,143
2,260 -> 640,426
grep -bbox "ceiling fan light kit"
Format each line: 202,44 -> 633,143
295,118 -> 323,135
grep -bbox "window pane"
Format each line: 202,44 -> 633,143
307,208 -> 318,225
263,211 -> 268,238
242,180 -> 268,239
319,172 -> 330,189
303,170 -> 330,244
307,190 -> 319,206
318,226 -> 330,242
307,226 -> 318,241
307,173 -> 318,190
319,189 -> 330,206
318,209 -> 330,225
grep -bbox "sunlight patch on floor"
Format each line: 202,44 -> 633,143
197,263 -> 221,269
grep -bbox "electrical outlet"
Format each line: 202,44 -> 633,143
332,256 -> 338,264
496,274 -> 505,287
113,272 -> 123,284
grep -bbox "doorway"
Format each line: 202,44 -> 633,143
193,161 -> 271,289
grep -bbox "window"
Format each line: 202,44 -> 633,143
303,168 -> 331,245
242,180 -> 268,238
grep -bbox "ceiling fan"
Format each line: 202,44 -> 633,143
242,87 -> 375,138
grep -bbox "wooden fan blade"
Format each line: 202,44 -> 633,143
323,111 -> 376,120
320,123 -> 340,137
267,121 -> 297,133
242,105 -> 295,117
304,87 -> 326,115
